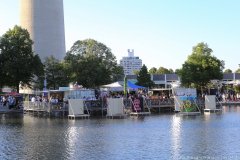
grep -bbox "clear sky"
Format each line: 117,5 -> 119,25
1,0 -> 240,71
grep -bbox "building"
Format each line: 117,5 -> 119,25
152,74 -> 180,88
123,73 -> 240,89
222,73 -> 240,83
20,0 -> 66,60
120,49 -> 142,75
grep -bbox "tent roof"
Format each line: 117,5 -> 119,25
102,81 -> 145,90
127,81 -> 145,89
102,82 -> 123,88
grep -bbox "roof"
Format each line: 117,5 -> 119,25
166,74 -> 179,81
152,74 -> 165,81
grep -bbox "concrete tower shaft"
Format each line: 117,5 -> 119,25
20,0 -> 66,60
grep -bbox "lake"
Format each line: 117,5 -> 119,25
1,105 -> 240,160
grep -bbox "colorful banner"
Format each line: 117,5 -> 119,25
131,97 -> 144,112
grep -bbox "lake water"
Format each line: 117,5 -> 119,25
1,106 -> 240,160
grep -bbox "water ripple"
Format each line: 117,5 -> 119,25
1,107 -> 240,159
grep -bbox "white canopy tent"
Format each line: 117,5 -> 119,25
101,82 -> 123,91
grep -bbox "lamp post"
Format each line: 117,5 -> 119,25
44,75 -> 47,90
43,68 -> 47,93
42,68 -> 48,98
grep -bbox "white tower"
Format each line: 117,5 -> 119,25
20,0 -> 66,60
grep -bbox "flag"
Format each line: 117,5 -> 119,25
124,76 -> 127,96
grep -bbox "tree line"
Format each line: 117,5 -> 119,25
1,25 -> 237,93
0,26 -> 123,92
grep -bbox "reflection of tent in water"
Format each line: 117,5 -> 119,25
127,81 -> 145,89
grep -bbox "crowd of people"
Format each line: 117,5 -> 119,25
217,92 -> 240,102
28,95 -> 67,109
0,95 -> 22,109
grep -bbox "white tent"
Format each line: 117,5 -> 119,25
101,82 -> 123,91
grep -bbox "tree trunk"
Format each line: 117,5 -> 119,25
15,81 -> 20,93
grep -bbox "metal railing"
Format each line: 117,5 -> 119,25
23,101 -> 68,112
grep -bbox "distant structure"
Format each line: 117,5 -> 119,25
120,49 -> 142,75
20,0 -> 66,60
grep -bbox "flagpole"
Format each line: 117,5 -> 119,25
124,75 -> 127,97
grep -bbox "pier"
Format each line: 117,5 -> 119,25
21,97 -> 240,118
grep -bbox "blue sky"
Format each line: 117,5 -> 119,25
1,0 -> 240,71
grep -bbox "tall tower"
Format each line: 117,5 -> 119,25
20,0 -> 66,60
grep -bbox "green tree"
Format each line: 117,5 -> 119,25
179,42 -> 224,93
111,65 -> 124,82
149,67 -> 157,74
136,64 -> 154,88
0,25 -> 43,92
64,39 -> 122,88
168,68 -> 174,73
44,56 -> 69,90
235,68 -> 240,73
224,69 -> 232,73
233,85 -> 240,93
0,50 -> 6,88
175,69 -> 181,74
133,70 -> 140,75
156,67 -> 173,74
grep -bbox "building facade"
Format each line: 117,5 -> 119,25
120,49 -> 142,75
124,73 -> 240,88
20,0 -> 66,60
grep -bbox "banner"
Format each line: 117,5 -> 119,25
131,97 -> 144,112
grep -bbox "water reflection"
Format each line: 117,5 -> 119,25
1,106 -> 240,159
170,115 -> 181,159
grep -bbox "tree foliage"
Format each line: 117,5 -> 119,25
0,25 -> 43,92
149,67 -> 174,74
149,67 -> 157,74
64,39 -> 123,88
156,67 -> 174,74
179,42 -> 224,91
235,68 -> 240,73
133,70 -> 140,75
111,65 -> 124,82
44,56 -> 69,90
136,64 -> 154,88
224,69 -> 232,73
